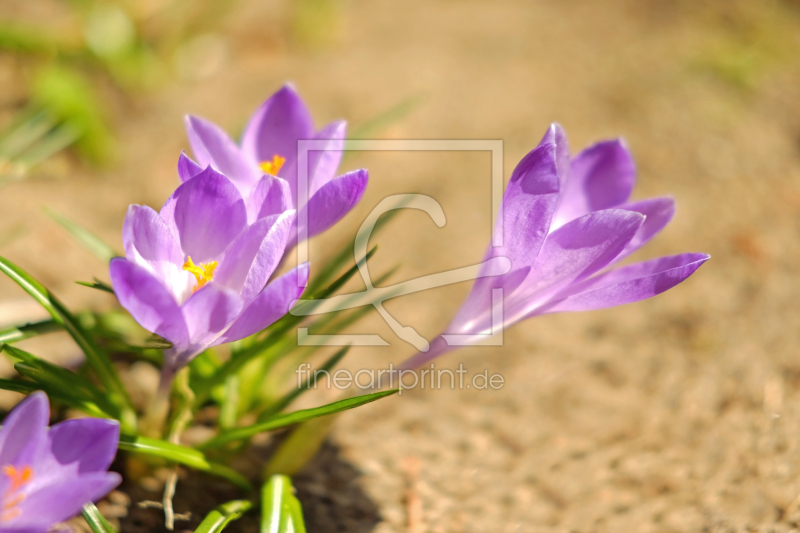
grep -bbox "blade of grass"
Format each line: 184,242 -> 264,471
260,475 -> 306,533
3,344 -> 117,415
193,246 -> 378,403
264,415 -> 334,478
0,255 -> 135,430
18,120 -> 81,167
196,500 -> 253,533
0,111 -> 54,159
219,375 -> 240,430
46,208 -> 118,262
76,279 -> 115,294
82,502 -> 115,533
118,434 -> 250,490
0,318 -> 60,344
198,389 -> 398,450
259,346 -> 350,419
285,485 -> 307,533
0,372 -> 110,418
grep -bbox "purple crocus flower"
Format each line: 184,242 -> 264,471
403,124 -> 709,368
0,392 -> 120,532
181,84 -> 368,246
109,165 -> 310,377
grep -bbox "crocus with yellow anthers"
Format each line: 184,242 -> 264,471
109,165 -> 309,384
181,84 -> 368,247
0,392 -> 120,532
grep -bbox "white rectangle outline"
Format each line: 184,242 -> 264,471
296,139 -> 504,347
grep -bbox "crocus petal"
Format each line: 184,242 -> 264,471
15,472 -> 121,529
109,258 -> 190,349
185,115 -> 257,189
445,266 -> 530,338
0,392 -> 48,467
181,284 -> 243,346
216,263 -> 309,344
122,205 -> 189,300
552,139 -> 636,229
540,253 -> 710,314
240,85 -> 315,171
172,167 -> 248,262
214,211 -> 296,302
536,123 -> 570,188
245,175 -> 293,224
123,205 -> 182,265
299,169 -> 368,240
446,142 -> 561,336
177,151 -> 203,183
614,196 -> 675,261
308,120 -> 346,197
510,209 -> 645,321
47,418 -> 120,474
398,336 -> 452,371
487,141 -> 561,270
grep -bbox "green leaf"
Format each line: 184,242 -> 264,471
198,389 -> 398,450
285,484 -> 307,533
250,265 -> 396,408
260,475 -> 306,533
76,279 -> 115,294
260,346 -> 350,419
0,22 -> 60,54
193,245 -> 379,404
196,500 -> 253,533
308,245 -> 378,298
117,434 -> 251,490
219,374 -> 240,430
0,318 -> 60,344
0,377 -> 39,395
31,66 -> 114,165
264,416 -> 334,478
142,333 -> 172,350
17,120 -> 82,168
46,208 -> 118,262
82,502 -> 115,533
2,344 -> 116,417
0,110 -> 55,160
0,378 -> 108,418
0,255 -> 136,431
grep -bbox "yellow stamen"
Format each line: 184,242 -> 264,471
182,256 -> 218,292
1,508 -> 21,522
2,466 -> 31,494
1,465 -> 32,521
259,155 -> 286,176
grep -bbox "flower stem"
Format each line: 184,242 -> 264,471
141,366 -> 175,438
163,368 -> 194,531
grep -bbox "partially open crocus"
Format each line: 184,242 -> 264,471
181,84 -> 368,246
0,391 -> 120,532
402,124 -> 709,368
109,165 -> 310,381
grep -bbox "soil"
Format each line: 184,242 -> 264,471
3,0 -> 800,532
101,440 -> 378,533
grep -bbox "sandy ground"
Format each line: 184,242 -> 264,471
3,0 -> 800,531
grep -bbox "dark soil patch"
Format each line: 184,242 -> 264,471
106,440 -> 380,533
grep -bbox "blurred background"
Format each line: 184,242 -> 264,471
2,0 -> 800,531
